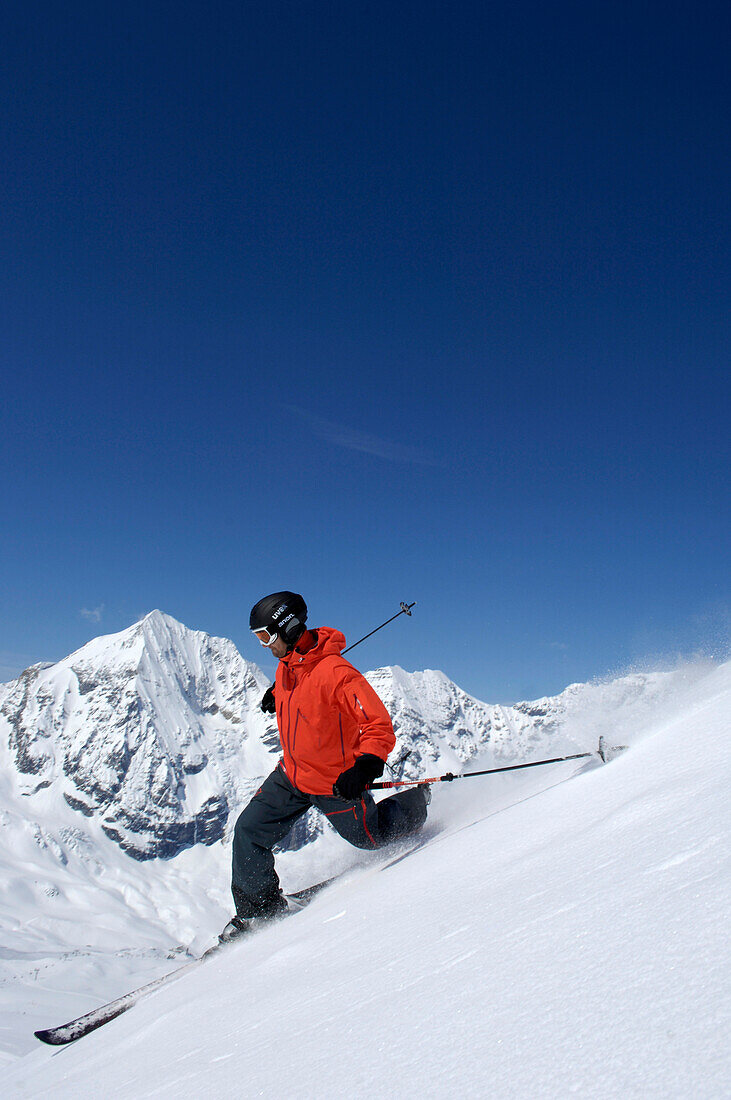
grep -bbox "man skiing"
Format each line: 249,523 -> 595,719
221,591 -> 430,941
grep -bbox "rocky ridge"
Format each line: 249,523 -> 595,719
0,612 -> 276,859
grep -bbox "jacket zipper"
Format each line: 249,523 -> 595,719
291,709 -> 300,787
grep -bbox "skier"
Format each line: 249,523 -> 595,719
220,591 -> 430,941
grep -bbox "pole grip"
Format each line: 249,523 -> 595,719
342,600 -> 416,655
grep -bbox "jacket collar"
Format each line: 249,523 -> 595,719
280,626 -> 347,671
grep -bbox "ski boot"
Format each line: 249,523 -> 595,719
218,915 -> 252,945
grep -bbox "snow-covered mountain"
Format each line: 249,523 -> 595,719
0,609 -> 701,875
371,665 -> 576,776
0,611 -> 579,865
0,611 -> 278,860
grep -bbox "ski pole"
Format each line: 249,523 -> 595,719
342,601 -> 416,655
369,750 -> 596,790
258,601 -> 416,714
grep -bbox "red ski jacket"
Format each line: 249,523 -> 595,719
274,627 -> 396,795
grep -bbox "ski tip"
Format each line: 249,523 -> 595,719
34,1028 -> 71,1046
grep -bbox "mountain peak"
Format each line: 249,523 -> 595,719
133,608 -> 191,653
0,614 -> 274,860
139,608 -> 178,629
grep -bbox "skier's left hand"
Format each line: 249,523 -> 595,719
260,684 -> 276,713
333,754 -> 385,800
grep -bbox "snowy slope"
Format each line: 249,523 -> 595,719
6,658 -> 730,1099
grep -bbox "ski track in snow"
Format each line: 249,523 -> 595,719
1,650 -> 729,1097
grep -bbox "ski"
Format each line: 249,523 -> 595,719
33,878 -> 337,1046
34,748 -> 617,1046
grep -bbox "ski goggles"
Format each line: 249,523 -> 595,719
252,626 -> 279,647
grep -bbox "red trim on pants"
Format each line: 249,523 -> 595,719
360,798 -> 377,846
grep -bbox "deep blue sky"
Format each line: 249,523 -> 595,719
2,1 -> 729,701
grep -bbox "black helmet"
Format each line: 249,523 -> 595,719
249,591 -> 308,648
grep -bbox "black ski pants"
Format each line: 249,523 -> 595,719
231,762 -> 429,919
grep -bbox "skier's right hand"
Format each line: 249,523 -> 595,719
333,754 -> 385,800
260,685 -> 276,713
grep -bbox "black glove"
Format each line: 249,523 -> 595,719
333,754 -> 385,800
260,685 -> 276,714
